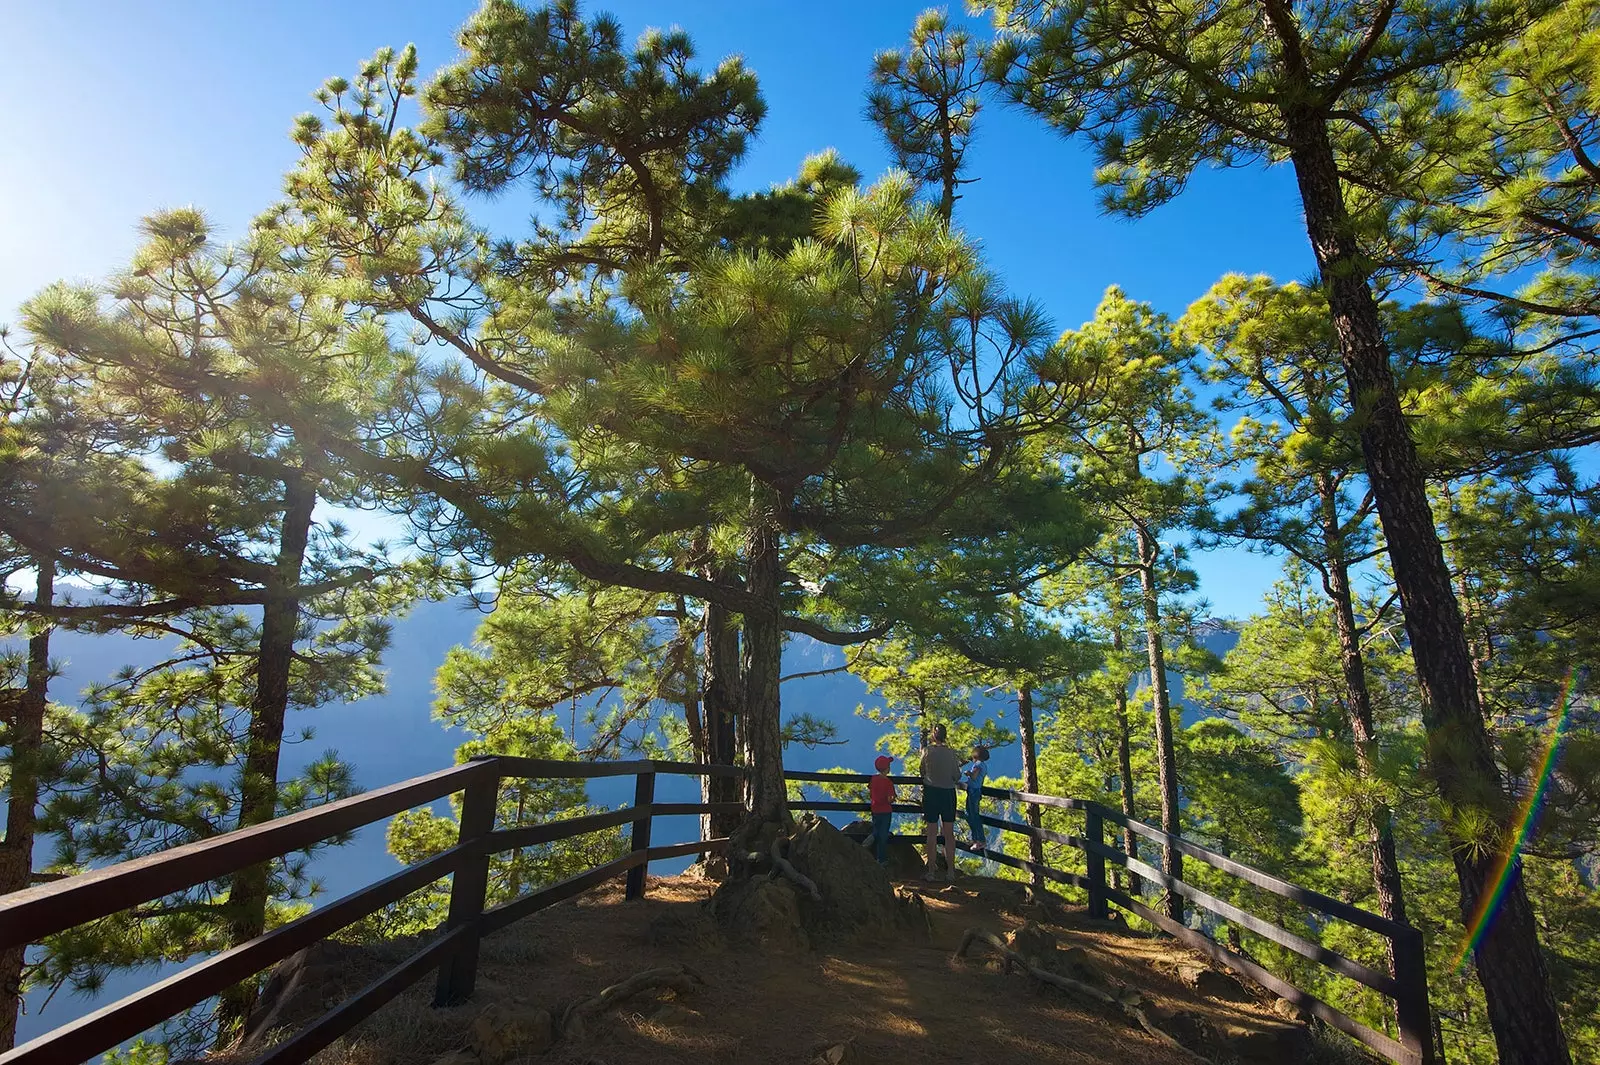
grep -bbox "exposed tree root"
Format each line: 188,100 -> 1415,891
768,833 -> 822,901
560,963 -> 706,1040
954,928 -> 1212,1064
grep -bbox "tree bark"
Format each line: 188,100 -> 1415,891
1111,627 -> 1142,898
1283,102 -> 1570,1065
740,517 -> 787,827
1318,477 -> 1410,992
0,557 -> 54,1051
1136,527 -> 1184,924
1015,682 -> 1045,891
700,572 -> 744,841
216,472 -> 316,1044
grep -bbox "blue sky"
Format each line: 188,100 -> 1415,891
1,0 -> 1309,618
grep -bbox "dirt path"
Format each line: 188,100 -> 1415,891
312,873 -> 1315,1065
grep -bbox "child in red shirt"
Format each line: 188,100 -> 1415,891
869,755 -> 896,865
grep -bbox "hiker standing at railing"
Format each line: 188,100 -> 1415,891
963,745 -> 989,850
869,754 -> 896,865
920,723 -> 962,881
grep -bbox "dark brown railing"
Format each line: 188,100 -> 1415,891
0,757 -> 743,1065
787,771 -> 1435,1065
0,762 -> 1434,1065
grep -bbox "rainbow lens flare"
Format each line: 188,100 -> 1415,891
1451,670 -> 1579,972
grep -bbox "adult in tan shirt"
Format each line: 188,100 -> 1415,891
920,723 -> 962,881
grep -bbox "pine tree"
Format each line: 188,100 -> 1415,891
16,211 -> 445,1047
985,2 -> 1572,1055
276,9 -> 1098,837
1042,287 -> 1219,921
1183,274 -> 1417,984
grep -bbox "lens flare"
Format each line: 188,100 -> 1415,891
1452,670 -> 1579,972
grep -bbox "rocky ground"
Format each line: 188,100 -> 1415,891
231,817 -> 1373,1065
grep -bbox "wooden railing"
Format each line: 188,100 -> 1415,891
787,770 -> 1436,1065
0,757 -> 743,1065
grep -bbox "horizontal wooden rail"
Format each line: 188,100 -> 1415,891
1089,839 -> 1398,996
0,846 -> 471,1065
1106,886 -> 1416,1065
3,756 -> 748,1065
0,761 -> 495,953
1091,801 -> 1408,937
487,756 -> 745,779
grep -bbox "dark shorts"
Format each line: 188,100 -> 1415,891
922,786 -> 957,823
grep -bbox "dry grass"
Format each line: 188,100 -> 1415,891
292,873 -> 1313,1065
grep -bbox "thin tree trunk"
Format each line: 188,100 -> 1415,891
1318,479 -> 1410,991
740,517 -> 787,827
1111,627 -> 1142,898
701,574 -> 744,842
1283,102 -> 1570,1065
0,557 -> 54,1051
1016,682 -> 1045,891
1136,527 -> 1183,924
216,473 -> 316,1044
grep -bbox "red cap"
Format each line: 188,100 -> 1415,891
874,755 -> 893,772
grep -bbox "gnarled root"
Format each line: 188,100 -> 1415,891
561,963 -> 706,1040
953,928 -> 1212,1064
768,833 -> 822,901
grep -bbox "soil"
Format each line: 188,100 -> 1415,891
294,871 -> 1321,1065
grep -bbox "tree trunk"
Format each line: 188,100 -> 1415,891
0,558 -> 54,1051
1016,682 -> 1045,891
740,517 -> 787,827
1318,479 -> 1410,991
1111,627 -> 1142,898
1136,528 -> 1183,924
1283,104 -> 1570,1065
701,578 -> 744,842
216,472 -> 316,1044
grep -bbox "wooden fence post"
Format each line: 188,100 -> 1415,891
1084,804 -> 1108,921
1392,925 -> 1437,1065
433,771 -> 497,1007
624,771 -> 656,901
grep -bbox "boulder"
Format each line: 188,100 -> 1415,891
1177,962 -> 1252,1002
810,1042 -> 859,1065
1145,1003 -> 1218,1055
468,1002 -> 554,1064
1271,996 -> 1310,1023
710,814 -> 928,949
713,877 -> 811,953
429,1054 -> 479,1065
1004,922 -> 1059,967
788,815 -> 902,944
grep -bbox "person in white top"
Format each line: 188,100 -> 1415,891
919,723 -> 962,881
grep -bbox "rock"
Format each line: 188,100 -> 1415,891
1223,1020 -> 1312,1063
841,819 -> 874,843
787,814 -> 905,945
1177,962 -> 1252,1002
1145,1004 -> 1217,1054
429,1054 -> 479,1065
714,877 -> 811,953
240,941 -> 386,1049
810,1042 -> 858,1065
468,1002 -> 554,1064
1272,996 -> 1310,1022
1004,921 -> 1059,966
